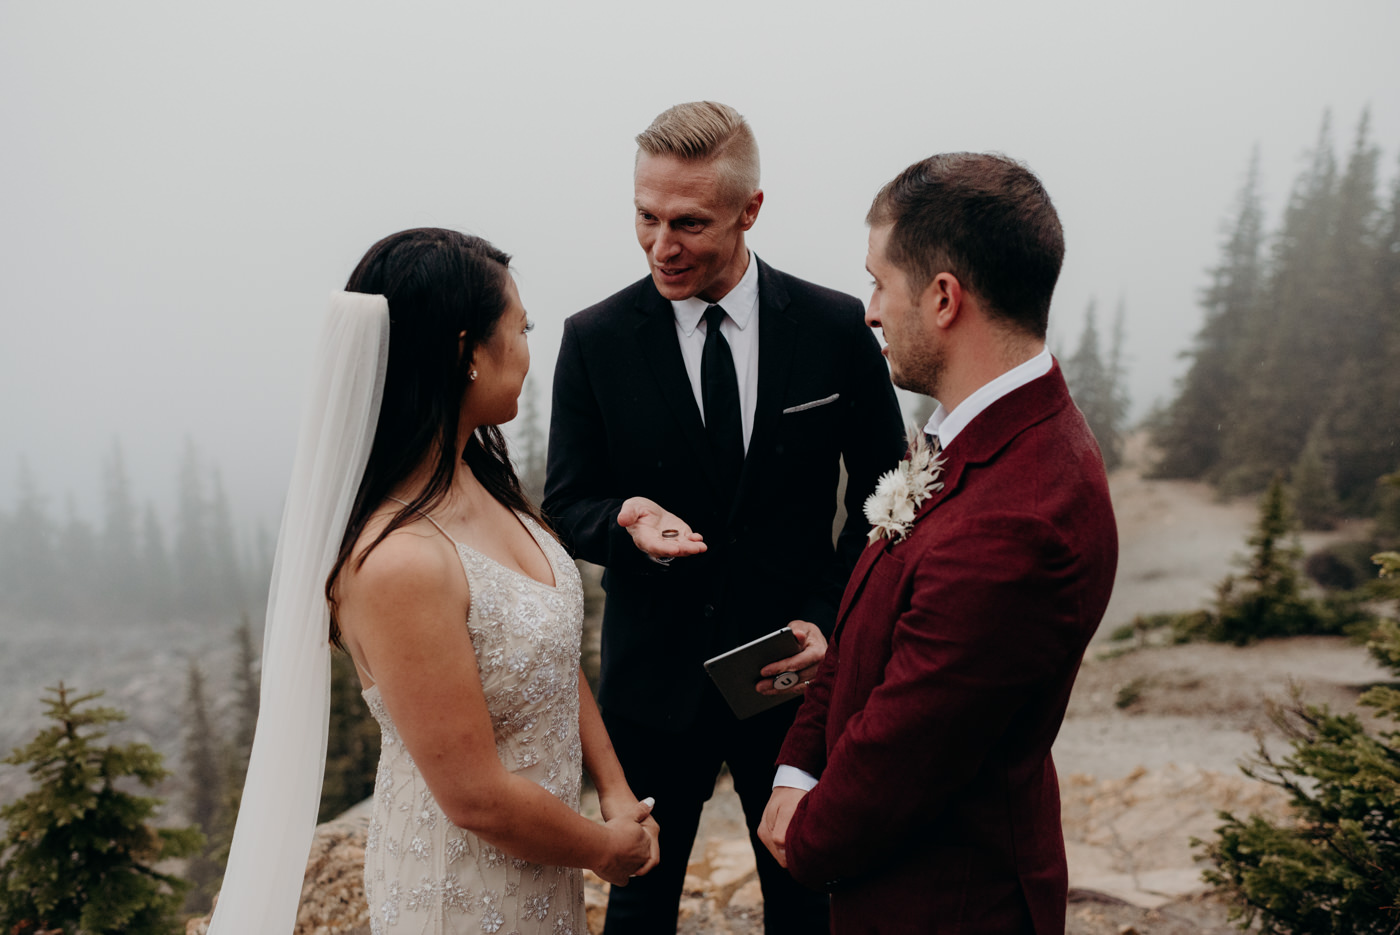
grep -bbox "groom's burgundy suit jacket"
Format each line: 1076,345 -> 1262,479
777,362 -> 1117,935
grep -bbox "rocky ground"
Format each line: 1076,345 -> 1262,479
183,435 -> 1394,933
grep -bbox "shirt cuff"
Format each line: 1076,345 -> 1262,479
773,765 -> 819,791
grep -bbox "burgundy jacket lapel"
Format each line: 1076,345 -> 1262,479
909,360 -> 1072,525
831,361 -> 1072,643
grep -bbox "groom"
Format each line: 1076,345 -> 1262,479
760,153 -> 1119,934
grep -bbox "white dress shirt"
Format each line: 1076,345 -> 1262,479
772,346 -> 1053,793
671,250 -> 761,452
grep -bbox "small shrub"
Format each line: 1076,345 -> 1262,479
1197,553 -> 1400,932
1114,677 -> 1148,710
0,683 -> 202,934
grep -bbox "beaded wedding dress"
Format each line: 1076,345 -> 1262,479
362,512 -> 587,934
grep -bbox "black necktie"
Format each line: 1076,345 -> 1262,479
702,304 -> 744,503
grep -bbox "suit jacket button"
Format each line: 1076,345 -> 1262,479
703,604 -> 716,618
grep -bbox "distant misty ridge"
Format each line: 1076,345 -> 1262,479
0,439 -> 274,626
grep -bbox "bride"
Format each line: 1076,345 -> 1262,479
210,228 -> 658,934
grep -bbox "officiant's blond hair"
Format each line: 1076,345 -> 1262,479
635,101 -> 760,208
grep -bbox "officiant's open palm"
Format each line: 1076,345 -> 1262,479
618,496 -> 707,559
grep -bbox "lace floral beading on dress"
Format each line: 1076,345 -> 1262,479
363,514 -> 586,934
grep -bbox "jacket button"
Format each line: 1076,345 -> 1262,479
703,604 -> 716,618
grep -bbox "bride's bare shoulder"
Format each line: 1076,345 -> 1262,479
342,509 -> 462,600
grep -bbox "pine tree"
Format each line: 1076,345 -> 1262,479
140,501 -> 172,622
2,459 -> 62,620
58,494 -> 99,620
1200,554 -> 1400,931
1064,299 -> 1126,470
100,440 -> 145,623
517,376 -> 547,503
1219,115 -> 1340,493
1291,416 -> 1341,530
318,651 -> 380,822
1152,147 -> 1265,479
230,614 -> 259,772
206,469 -> 244,614
181,663 -> 224,911
1213,474 -> 1329,644
173,439 -> 214,620
0,683 -> 202,934
207,616 -> 261,871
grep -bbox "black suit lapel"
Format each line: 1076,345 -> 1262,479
730,260 -> 796,521
632,283 -> 723,496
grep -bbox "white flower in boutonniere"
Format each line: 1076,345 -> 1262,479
863,425 -> 947,545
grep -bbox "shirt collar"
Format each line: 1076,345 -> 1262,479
672,251 -> 760,336
924,346 -> 1053,450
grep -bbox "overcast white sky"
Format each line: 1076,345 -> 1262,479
2,0 -> 1397,537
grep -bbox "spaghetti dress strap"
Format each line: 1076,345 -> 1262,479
387,495 -> 460,547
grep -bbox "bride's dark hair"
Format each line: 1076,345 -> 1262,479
325,227 -> 545,648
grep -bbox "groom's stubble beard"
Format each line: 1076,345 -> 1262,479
890,338 -> 946,402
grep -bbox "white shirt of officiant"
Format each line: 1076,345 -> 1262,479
671,249 -> 761,450
773,345 -> 1054,793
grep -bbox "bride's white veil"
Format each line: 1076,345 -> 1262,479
208,291 -> 390,933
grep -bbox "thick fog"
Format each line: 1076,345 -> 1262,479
3,0 -> 1398,537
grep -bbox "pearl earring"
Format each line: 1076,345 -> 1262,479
469,369 -> 478,381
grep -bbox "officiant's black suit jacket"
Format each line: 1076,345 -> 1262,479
544,258 -> 905,730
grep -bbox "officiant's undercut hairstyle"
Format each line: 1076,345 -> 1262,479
867,152 -> 1064,339
635,101 -> 760,208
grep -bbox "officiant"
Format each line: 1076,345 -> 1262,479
543,101 -> 904,934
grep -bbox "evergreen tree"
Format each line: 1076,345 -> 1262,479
1317,114 -> 1386,509
318,651 -> 380,822
180,662 -> 224,911
100,440 -> 145,622
1291,416 -> 1341,530
58,494 -> 100,620
1219,115 -> 1340,493
206,616 -> 261,874
1375,163 -> 1400,493
230,614 -> 260,771
1200,552 -> 1400,932
1134,474 -> 1361,647
1064,299 -> 1127,470
140,501 -> 172,622
0,683 -> 202,934
1212,474 -> 1335,644
2,459 -> 62,619
1152,147 -> 1265,479
206,469 -> 244,613
173,439 -> 214,620
517,376 -> 547,503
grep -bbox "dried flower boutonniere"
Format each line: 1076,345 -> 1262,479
863,425 -> 946,545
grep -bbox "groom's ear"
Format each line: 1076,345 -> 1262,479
921,272 -> 964,330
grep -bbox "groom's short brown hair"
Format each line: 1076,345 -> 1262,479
635,101 -> 760,208
867,153 -> 1063,339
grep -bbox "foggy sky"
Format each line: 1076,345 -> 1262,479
3,0 -> 1398,538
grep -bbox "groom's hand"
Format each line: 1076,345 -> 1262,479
756,620 -> 827,695
759,786 -> 807,868
618,496 -> 707,563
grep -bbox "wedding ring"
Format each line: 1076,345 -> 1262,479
661,528 -> 680,539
